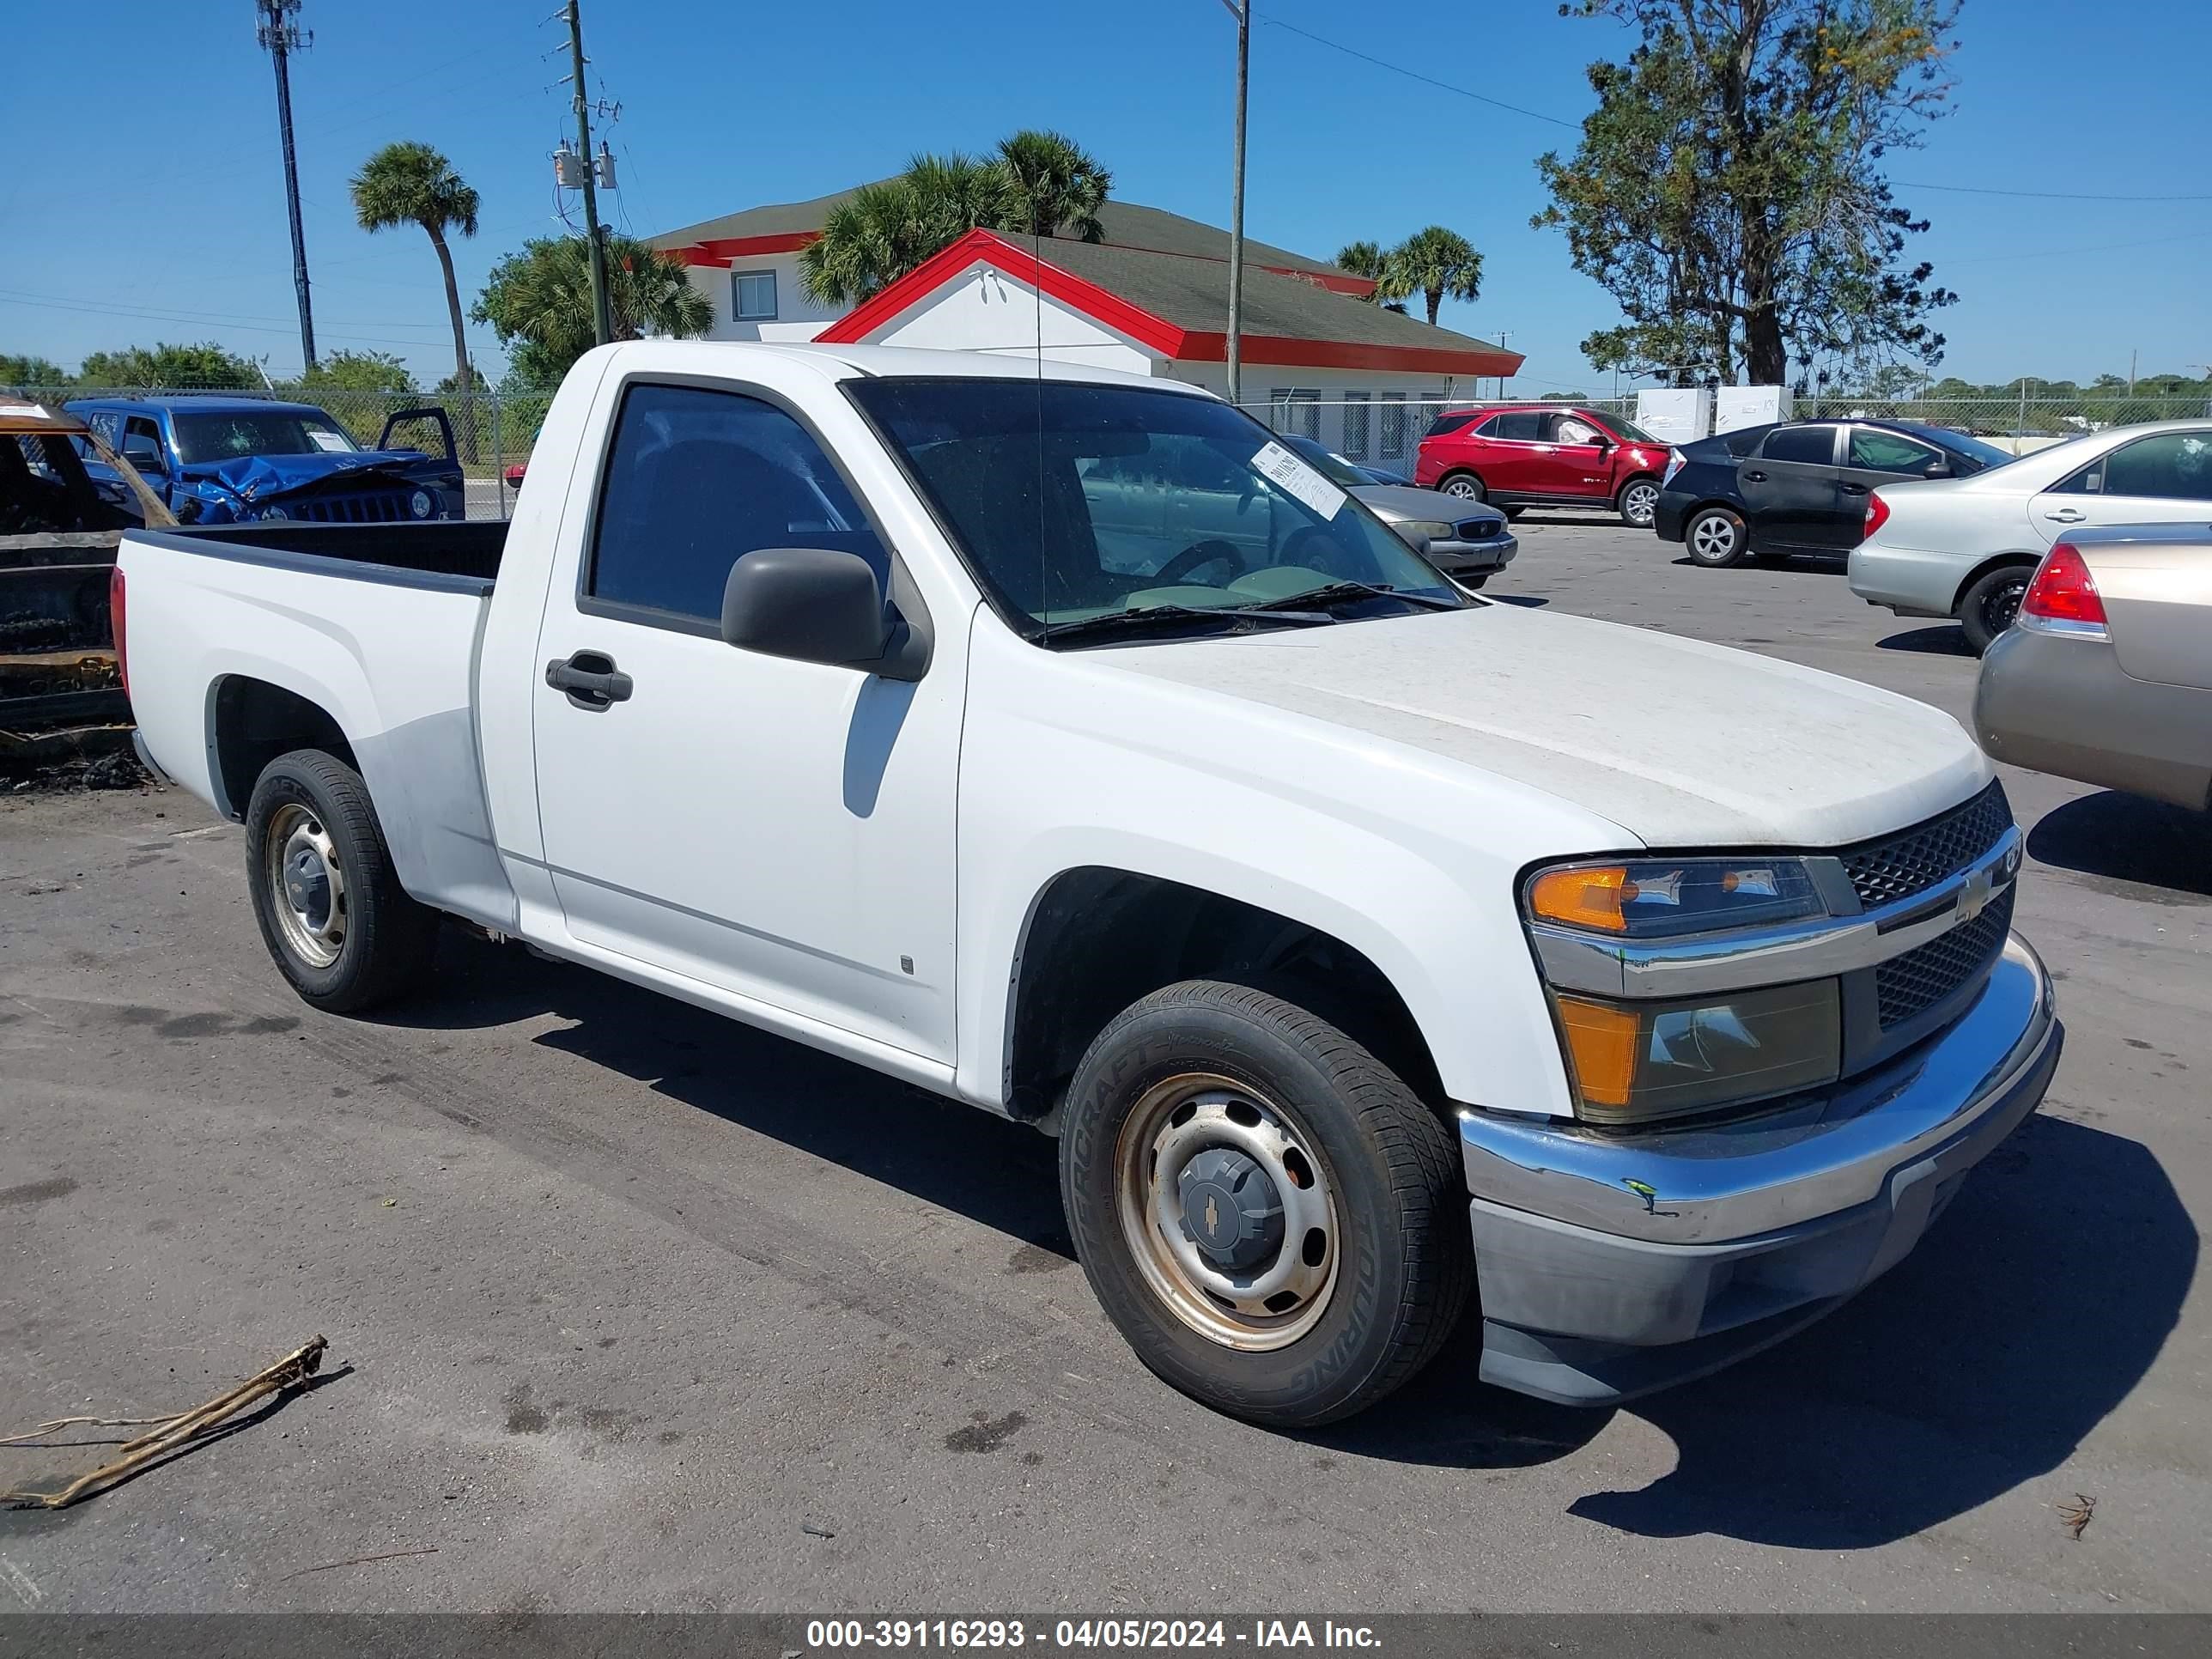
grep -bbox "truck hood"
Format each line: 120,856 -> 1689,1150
1109,603 -> 1990,848
180,449 -> 433,504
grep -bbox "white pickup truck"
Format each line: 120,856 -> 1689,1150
118,342 -> 2061,1426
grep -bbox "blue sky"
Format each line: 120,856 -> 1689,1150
6,1 -> 2206,392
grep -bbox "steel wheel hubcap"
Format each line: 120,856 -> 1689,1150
265,802 -> 346,969
1692,516 -> 1735,556
1625,483 -> 1658,524
1984,577 -> 2027,635
1115,1073 -> 1340,1351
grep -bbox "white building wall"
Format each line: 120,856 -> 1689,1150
1160,362 -> 1470,465
866,263 -> 1160,375
685,250 -> 846,342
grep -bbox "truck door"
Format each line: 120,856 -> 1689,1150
529,378 -> 961,1066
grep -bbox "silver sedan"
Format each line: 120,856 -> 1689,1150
1974,523 -> 2212,809
1280,436 -> 1518,591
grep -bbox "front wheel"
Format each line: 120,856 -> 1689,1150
1437,472 -> 1486,503
1059,981 -> 1472,1427
1616,476 -> 1661,528
1958,565 -> 2033,655
245,749 -> 439,1012
1685,506 -> 1749,568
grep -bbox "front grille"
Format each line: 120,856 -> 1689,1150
1876,885 -> 2014,1027
1840,780 -> 2011,909
297,492 -> 405,524
1455,517 -> 1502,542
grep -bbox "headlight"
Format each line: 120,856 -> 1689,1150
410,489 -> 435,519
1397,519 -> 1455,547
1525,857 -> 1839,1122
1528,857 -> 1825,937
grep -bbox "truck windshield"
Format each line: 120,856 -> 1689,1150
171,410 -> 361,464
848,377 -> 1459,637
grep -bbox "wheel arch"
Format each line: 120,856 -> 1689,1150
210,675 -> 359,821
1003,866 -> 1445,1126
1949,550 -> 2044,615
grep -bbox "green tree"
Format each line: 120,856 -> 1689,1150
1391,226 -> 1483,326
78,342 -> 261,388
296,349 -> 419,394
0,353 -> 70,388
994,129 -> 1110,242
349,143 -> 480,399
1334,240 -> 1414,308
1534,0 -> 1960,386
799,132 -> 1114,307
473,234 -> 714,385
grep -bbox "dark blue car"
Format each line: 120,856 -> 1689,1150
67,395 -> 465,527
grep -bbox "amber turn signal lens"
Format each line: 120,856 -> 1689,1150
1553,995 -> 1641,1109
1529,866 -> 1630,933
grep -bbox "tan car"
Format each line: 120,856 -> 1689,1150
1974,524 -> 2212,809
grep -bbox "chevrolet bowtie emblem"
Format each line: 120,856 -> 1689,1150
1204,1194 -> 1220,1238
1957,866 -> 1994,924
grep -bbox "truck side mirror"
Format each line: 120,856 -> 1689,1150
122,437 -> 167,477
720,547 -> 926,681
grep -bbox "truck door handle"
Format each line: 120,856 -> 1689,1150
545,652 -> 634,709
2045,507 -> 2087,524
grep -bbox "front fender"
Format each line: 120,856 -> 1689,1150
951,629 -> 1631,1120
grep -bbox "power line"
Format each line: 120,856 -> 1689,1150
1255,12 -> 1582,129
1895,180 -> 2212,202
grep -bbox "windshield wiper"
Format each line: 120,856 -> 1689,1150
1031,604 -> 1333,648
1241,580 -> 1462,615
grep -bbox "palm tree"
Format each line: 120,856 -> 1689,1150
472,234 -> 713,385
994,129 -> 1110,242
349,143 -> 480,403
800,134 -> 1113,307
1392,226 -> 1483,326
1334,240 -> 1415,308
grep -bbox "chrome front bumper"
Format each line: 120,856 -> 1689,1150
1459,935 -> 2060,1404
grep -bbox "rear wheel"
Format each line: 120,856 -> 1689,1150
1437,471 -> 1486,503
245,749 -> 438,1012
1059,980 -> 1471,1427
1616,476 -> 1661,528
1685,506 -> 1749,568
1958,565 -> 2033,655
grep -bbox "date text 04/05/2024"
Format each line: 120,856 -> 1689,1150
802,1620 -> 1382,1650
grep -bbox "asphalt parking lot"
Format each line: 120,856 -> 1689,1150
2,515 -> 2206,1613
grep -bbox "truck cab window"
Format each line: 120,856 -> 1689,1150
588,382 -> 890,625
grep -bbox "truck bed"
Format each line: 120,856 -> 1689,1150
131,520 -> 508,589
119,517 -> 520,933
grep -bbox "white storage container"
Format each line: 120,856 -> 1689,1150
1633,388 -> 1712,445
1714,386 -> 1796,434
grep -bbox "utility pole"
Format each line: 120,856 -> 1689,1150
1495,331 -> 1513,400
1223,0 -> 1249,405
564,0 -> 613,346
256,0 -> 316,372
2128,348 -> 2136,395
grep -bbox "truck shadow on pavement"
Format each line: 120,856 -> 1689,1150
2026,788 -> 2212,901
1558,1110 -> 2194,1547
388,941 -> 2193,1546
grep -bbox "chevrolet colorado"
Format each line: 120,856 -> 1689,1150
117,342 -> 2061,1426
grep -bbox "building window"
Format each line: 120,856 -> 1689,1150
1340,392 -> 1370,459
1379,392 -> 1407,459
732,269 -> 777,322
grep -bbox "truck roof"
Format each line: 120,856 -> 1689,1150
587,339 -> 1217,395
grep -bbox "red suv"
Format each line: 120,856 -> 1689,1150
1414,404 -> 1670,527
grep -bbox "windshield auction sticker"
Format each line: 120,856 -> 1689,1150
1250,441 -> 1346,520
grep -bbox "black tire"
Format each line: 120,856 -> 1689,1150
1685,505 -> 1749,568
1500,505 -> 1524,522
244,748 -> 439,1012
1958,564 -> 2033,655
1456,574 -> 1490,591
1059,980 -> 1472,1427
1437,471 -> 1487,504
1615,475 -> 1662,529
